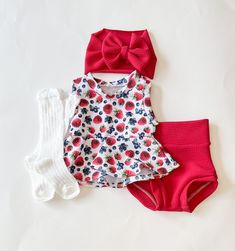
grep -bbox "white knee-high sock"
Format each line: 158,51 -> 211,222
25,151 -> 55,202
25,88 -> 80,200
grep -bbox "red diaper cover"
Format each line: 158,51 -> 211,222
127,119 -> 218,212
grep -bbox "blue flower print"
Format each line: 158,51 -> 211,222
70,166 -> 75,173
105,116 -> 113,123
85,115 -> 92,125
129,118 -> 137,125
74,130 -> 82,136
117,162 -> 124,170
81,108 -> 88,114
138,132 -> 145,140
99,146 -> 107,154
117,135 -> 125,141
165,159 -> 171,166
83,167 -> 90,175
120,92 -> 129,98
95,132 -> 103,140
132,162 -> 138,169
90,105 -> 99,113
64,139 -> 69,146
84,146 -> 92,155
107,125 -> 115,134
132,138 -> 141,149
117,78 -> 127,85
126,112 -> 133,117
119,143 -> 127,152
77,88 -> 82,96
72,84 -> 77,92
135,108 -> 144,115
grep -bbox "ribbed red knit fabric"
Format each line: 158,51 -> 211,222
127,119 -> 218,212
85,28 -> 157,79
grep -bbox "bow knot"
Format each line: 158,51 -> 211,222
120,45 -> 128,58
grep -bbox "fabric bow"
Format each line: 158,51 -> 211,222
102,32 -> 151,72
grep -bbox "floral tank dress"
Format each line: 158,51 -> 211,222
64,70 -> 179,188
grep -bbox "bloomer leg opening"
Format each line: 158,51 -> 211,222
186,177 -> 218,212
127,182 -> 158,211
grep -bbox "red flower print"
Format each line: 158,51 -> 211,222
87,79 -> 96,89
125,101 -> 135,110
140,151 -> 150,161
96,95 -> 103,103
106,156 -> 115,165
65,145 -> 73,152
109,166 -> 117,173
106,137 -> 116,146
144,127 -> 150,133
74,172 -> 83,180
138,117 -> 147,125
116,123 -> 125,132
125,170 -> 136,177
103,104 -> 113,114
157,167 -> 167,174
106,94 -> 115,99
114,109 -> 123,119
157,160 -> 164,166
144,97 -> 151,107
88,127 -> 95,134
72,137 -> 82,147
74,156 -> 84,166
127,78 -> 136,88
85,177 -> 91,182
144,139 -> 152,147
73,77 -> 82,84
118,98 -> 125,106
114,153 -> 122,160
157,148 -> 166,157
92,171 -> 100,181
79,98 -> 89,106
100,125 -> 106,132
72,150 -> 80,160
93,115 -> 102,124
125,150 -> 135,158
71,118 -> 81,128
91,139 -> 100,149
93,157 -> 103,165
64,157 -> 70,167
133,92 -> 143,101
136,83 -> 144,90
131,127 -> 139,133
124,159 -> 132,165
86,90 -> 96,98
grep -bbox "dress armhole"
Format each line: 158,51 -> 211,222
142,79 -> 159,126
64,78 -> 82,136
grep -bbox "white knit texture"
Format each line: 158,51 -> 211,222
25,88 -> 80,200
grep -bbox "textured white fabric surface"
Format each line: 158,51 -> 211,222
25,88 -> 80,200
0,0 -> 234,250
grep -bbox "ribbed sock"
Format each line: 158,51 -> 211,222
25,89 -> 80,200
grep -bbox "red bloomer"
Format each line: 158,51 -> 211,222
127,119 -> 218,212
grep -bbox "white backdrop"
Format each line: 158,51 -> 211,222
0,0 -> 235,250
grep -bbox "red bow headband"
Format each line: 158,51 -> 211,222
85,28 -> 157,79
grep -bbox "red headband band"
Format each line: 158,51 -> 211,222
85,28 -> 157,79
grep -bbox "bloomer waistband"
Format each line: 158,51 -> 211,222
154,119 -> 210,146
